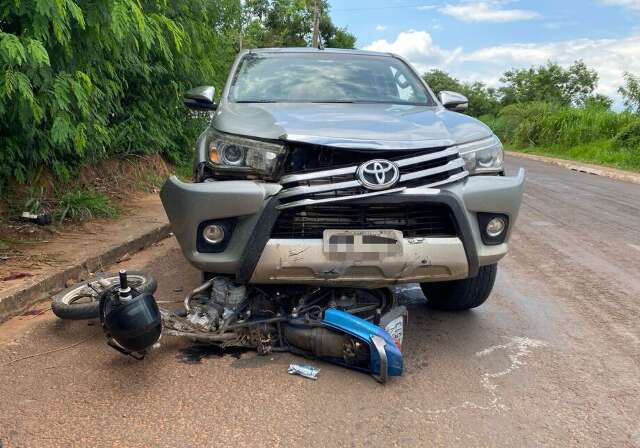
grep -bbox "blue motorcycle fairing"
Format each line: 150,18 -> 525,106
322,308 -> 403,377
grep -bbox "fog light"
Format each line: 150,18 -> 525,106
202,224 -> 225,244
486,217 -> 506,238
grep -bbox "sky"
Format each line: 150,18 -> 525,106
329,0 -> 640,106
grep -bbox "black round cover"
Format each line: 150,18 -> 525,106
101,292 -> 162,353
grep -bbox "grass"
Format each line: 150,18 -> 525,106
507,140 -> 640,173
54,190 -> 119,223
142,163 -> 192,191
172,163 -> 193,181
481,102 -> 640,174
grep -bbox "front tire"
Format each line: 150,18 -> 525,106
52,271 -> 157,320
420,264 -> 497,311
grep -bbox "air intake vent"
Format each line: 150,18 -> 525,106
272,203 -> 457,239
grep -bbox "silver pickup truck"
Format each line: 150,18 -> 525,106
161,47 -> 525,312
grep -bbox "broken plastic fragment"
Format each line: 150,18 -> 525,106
288,363 -> 320,380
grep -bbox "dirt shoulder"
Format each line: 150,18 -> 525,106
506,150 -> 640,185
0,193 -> 170,323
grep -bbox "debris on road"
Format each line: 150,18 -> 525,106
20,211 -> 52,226
53,270 -> 404,382
288,363 -> 320,380
116,252 -> 132,263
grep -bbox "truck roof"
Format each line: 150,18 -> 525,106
243,47 -> 393,58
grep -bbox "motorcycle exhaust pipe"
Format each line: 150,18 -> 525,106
284,324 -> 370,364
284,309 -> 403,383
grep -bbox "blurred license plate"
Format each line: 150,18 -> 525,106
323,229 -> 402,255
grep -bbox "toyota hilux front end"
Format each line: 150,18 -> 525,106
161,48 -> 525,311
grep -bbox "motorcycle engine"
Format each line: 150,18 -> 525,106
186,277 -> 246,331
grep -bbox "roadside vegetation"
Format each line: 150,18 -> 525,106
424,65 -> 640,172
0,0 -> 354,226
2,0 -> 638,224
54,190 -> 119,223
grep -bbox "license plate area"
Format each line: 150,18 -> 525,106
323,229 -> 403,255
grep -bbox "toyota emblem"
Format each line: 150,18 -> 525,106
356,159 -> 400,190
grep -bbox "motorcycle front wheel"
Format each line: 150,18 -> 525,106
52,271 -> 157,320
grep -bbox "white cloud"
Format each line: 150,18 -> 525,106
366,30 -> 461,67
600,0 -> 640,10
363,30 -> 640,105
460,36 -> 640,99
375,24 -> 387,32
440,1 -> 541,23
417,5 -> 439,10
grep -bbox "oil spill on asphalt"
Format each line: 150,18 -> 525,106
176,344 -> 248,364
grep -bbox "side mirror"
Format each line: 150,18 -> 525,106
184,86 -> 217,110
438,91 -> 468,112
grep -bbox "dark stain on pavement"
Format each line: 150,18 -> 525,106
176,344 -> 247,364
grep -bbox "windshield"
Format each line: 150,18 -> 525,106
229,52 -> 436,106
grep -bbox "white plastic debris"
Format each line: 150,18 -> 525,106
288,363 -> 320,380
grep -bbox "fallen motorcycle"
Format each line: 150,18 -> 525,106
53,270 -> 405,383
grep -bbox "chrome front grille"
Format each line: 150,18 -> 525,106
272,203 -> 457,239
277,147 -> 468,209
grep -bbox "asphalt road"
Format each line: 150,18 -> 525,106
1,156 -> 639,447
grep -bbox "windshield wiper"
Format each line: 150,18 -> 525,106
233,99 -> 431,105
235,100 -> 356,104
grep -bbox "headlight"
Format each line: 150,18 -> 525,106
207,130 -> 286,179
456,135 -> 504,174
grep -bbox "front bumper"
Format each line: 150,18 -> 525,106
160,169 -> 525,286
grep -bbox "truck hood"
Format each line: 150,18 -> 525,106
213,102 -> 493,150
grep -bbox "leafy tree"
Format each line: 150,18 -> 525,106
422,69 -> 500,117
0,0 -> 241,189
422,69 -> 463,95
242,0 -> 355,49
319,13 -> 356,49
462,81 -> 501,117
619,72 -> 640,113
583,94 -> 613,111
499,60 -> 598,107
324,27 -> 356,48
0,0 -> 354,191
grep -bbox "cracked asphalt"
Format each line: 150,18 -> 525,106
1,156 -> 639,447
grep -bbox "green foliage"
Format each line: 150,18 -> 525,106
486,102 -> 636,148
619,72 -> 640,113
508,139 -> 640,172
55,190 -> 118,222
0,0 -> 242,190
481,101 -> 640,172
24,186 -> 46,214
0,0 -> 355,192
241,0 -> 355,49
425,62 -> 637,171
583,94 -> 613,111
613,121 -> 640,152
499,61 -> 598,107
422,69 -> 500,117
